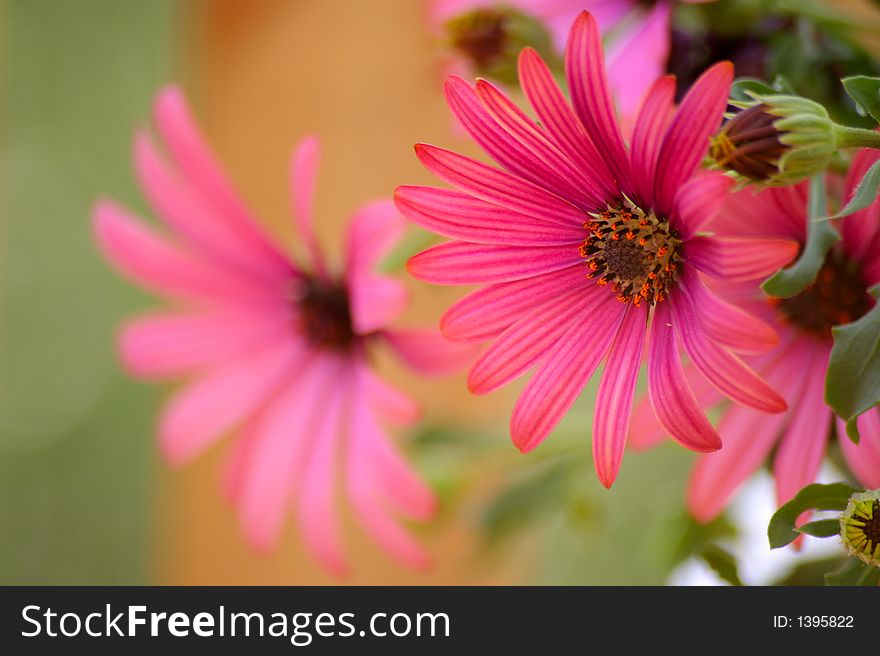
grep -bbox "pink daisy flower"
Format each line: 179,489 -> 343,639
632,149 -> 880,521
430,0 -> 713,117
93,87 -> 472,574
397,11 -> 792,488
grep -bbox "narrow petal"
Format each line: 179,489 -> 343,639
345,199 -> 407,274
671,286 -> 786,413
414,144 -> 586,226
158,340 -> 301,467
467,284 -> 605,394
565,11 -> 632,190
647,302 -> 721,451
673,171 -> 735,238
407,240 -> 582,285
517,47 -> 616,198
684,236 -> 798,282
395,185 -> 584,246
382,328 -> 478,375
440,265 -> 588,342
839,409 -> 880,489
510,296 -> 626,453
593,303 -> 647,488
630,75 -> 676,207
363,371 -> 421,426
289,135 -> 328,276
711,184 -> 807,241
348,273 -> 408,334
653,61 -> 733,216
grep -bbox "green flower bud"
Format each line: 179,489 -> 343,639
445,8 -> 557,86
709,93 -> 837,187
840,489 -> 880,568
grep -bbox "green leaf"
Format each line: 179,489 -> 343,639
696,544 -> 743,586
763,175 -> 840,298
796,518 -> 841,538
768,482 -> 856,549
825,557 -> 880,586
826,285 -> 880,443
729,77 -> 780,104
842,75 -> 880,124
825,159 -> 880,220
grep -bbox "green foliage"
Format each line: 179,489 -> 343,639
767,483 -> 856,549
842,75 -> 880,124
695,545 -> 743,587
796,518 -> 841,538
825,160 -> 880,221
825,557 -> 880,586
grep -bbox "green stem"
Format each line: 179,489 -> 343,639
835,125 -> 880,150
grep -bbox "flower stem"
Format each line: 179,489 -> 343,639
835,125 -> 880,150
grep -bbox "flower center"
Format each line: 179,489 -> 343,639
579,199 -> 682,306
773,254 -> 870,339
296,277 -> 355,350
842,496 -> 880,566
447,8 -> 509,70
709,104 -> 788,181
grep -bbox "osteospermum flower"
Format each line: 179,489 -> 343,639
431,0 -> 712,116
631,149 -> 880,520
397,11 -> 792,487
93,87 -> 473,573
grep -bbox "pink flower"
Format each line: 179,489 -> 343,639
93,87 -> 472,574
631,149 -> 880,521
397,11 -> 790,488
430,0 -> 712,117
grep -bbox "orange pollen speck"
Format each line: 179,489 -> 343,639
578,199 -> 682,306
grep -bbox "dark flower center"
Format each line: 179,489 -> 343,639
447,8 -> 509,70
709,104 -> 789,181
843,498 -> 880,563
579,200 -> 681,306
296,277 -> 355,350
773,254 -> 870,338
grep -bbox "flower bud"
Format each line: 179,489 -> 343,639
840,489 -> 880,567
444,8 -> 557,86
709,94 -> 837,186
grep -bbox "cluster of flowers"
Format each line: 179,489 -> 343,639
94,6 -> 880,573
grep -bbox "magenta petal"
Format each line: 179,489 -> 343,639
517,47 -> 616,198
670,288 -> 786,413
289,135 -> 328,277
647,302 -> 721,452
510,296 -> 626,453
395,186 -> 584,246
565,11 -> 632,191
382,328 -> 478,375
364,371 -> 421,427
653,61 -> 733,216
630,75 -> 676,207
773,346 -> 831,505
684,235 -> 799,282
414,144 -> 586,226
839,409 -> 880,489
439,265 -> 587,342
593,303 -> 647,488
712,183 -> 808,241
348,273 -> 408,334
467,284 -> 604,394
345,199 -> 407,274
407,240 -> 582,285
672,171 -> 735,238
841,148 -> 880,265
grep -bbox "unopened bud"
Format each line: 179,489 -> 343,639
840,489 -> 880,567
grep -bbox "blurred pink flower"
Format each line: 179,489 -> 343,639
397,11 -> 790,488
93,87 -> 472,574
431,0 -> 712,117
631,149 -> 880,521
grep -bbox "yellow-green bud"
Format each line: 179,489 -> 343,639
839,489 -> 880,568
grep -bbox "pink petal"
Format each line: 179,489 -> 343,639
510,295 -> 626,453
841,148 -> 880,265
289,136 -> 328,277
565,11 -> 632,191
152,87 -> 294,278
711,183 -> 808,241
395,185 -> 584,246
348,273 -> 408,334
467,284 -> 605,394
630,75 -> 676,207
93,199 -> 278,304
647,301 -> 721,452
593,303 -> 647,488
653,61 -> 733,216
839,409 -> 880,489
407,240 -> 583,285
673,171 -> 735,238
517,47 -> 616,199
414,144 -> 586,226
364,371 -> 422,426
158,340 -> 302,467
345,199 -> 407,274
439,265 -> 588,342
382,328 -> 478,375
773,345 -> 832,505
605,2 -> 672,121
684,236 -> 799,282
670,286 -> 787,413
119,307 -> 290,379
